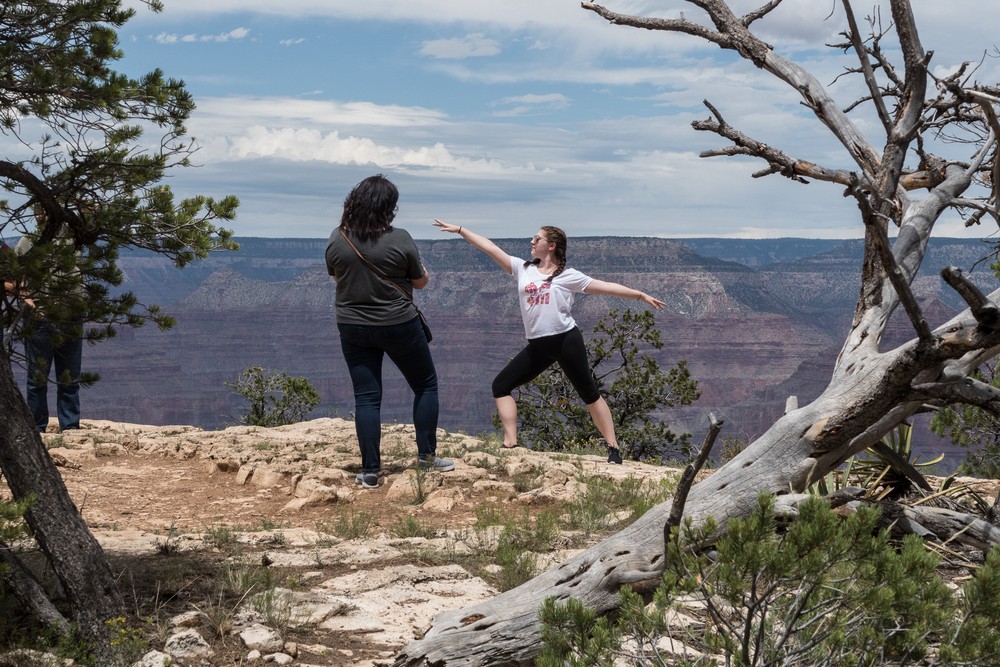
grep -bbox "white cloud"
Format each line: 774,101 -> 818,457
498,93 -> 569,107
217,27 -> 250,41
179,97 -> 540,175
491,93 -> 570,116
154,27 -> 250,44
217,126 -> 533,175
191,97 -> 448,128
419,34 -> 501,60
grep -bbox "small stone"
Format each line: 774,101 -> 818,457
132,650 -> 173,667
164,629 -> 214,659
169,610 -> 205,629
239,623 -> 284,653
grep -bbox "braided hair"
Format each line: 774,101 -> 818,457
339,174 -> 398,243
540,225 -> 567,283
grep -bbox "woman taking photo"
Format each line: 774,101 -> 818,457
433,219 -> 665,463
326,175 -> 453,489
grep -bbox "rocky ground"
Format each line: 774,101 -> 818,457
10,417 -> 677,666
5,418 -> 999,666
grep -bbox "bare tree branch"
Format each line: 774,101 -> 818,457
741,0 -> 785,27
968,91 -> 1000,206
841,0 -> 893,133
581,3 -> 729,46
941,266 -> 1000,331
665,412 -> 723,548
868,441 -> 932,492
857,196 -> 932,341
910,377 -> 1000,416
694,101 -> 856,185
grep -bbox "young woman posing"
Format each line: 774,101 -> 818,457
433,220 -> 665,463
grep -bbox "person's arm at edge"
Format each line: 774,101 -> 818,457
2,247 -> 12,294
2,244 -> 15,294
433,219 -> 513,275
584,279 -> 666,310
412,264 -> 429,290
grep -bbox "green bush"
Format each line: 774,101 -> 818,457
540,495 -> 1000,666
227,365 -> 320,427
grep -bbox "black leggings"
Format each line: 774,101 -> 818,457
492,327 -> 601,404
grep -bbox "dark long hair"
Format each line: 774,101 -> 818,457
339,174 -> 398,243
540,225 -> 567,282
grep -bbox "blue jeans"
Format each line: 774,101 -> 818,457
338,316 -> 439,473
25,320 -> 83,432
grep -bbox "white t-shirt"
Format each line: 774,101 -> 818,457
510,256 -> 593,339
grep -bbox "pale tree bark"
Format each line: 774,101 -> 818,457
396,1 -> 1000,664
0,347 -> 124,660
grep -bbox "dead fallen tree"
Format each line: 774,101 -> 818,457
396,396 -> 1000,666
396,1 -> 1000,664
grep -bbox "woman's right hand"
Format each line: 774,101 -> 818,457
433,219 -> 511,273
433,219 -> 461,234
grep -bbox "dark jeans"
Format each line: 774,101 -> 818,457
338,316 -> 439,473
492,326 -> 601,404
25,320 -> 83,432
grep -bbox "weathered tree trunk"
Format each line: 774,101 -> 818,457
0,350 -> 124,659
397,498 -> 670,666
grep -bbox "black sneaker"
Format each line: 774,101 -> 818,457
359,473 -> 380,489
607,446 -> 623,465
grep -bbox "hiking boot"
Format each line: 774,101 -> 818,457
359,473 -> 380,489
607,446 -> 623,465
418,456 -> 455,472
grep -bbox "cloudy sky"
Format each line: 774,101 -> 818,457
105,1 -> 1000,240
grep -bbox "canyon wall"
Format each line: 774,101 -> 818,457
17,235 -> 995,469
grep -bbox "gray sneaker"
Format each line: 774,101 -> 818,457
359,473 -> 380,489
355,469 -> 385,484
418,456 -> 455,472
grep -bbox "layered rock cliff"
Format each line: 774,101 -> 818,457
19,236 -> 994,469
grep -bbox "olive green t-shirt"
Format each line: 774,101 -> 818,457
324,227 -> 426,326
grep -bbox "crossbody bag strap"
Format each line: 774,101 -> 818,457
339,228 -> 417,306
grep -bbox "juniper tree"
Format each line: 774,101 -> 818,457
0,1 -> 237,660
228,366 -> 321,427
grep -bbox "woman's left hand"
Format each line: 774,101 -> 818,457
640,293 -> 666,310
433,219 -> 461,234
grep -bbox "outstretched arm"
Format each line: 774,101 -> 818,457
584,279 -> 666,310
433,219 -> 512,274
